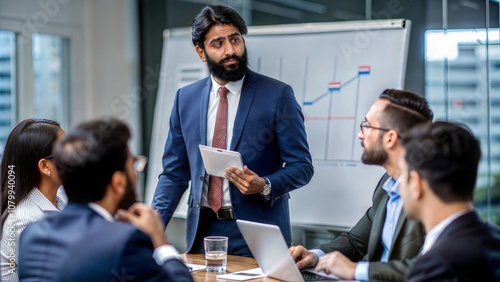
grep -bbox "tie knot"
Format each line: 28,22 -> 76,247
218,87 -> 229,98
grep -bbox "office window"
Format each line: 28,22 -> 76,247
0,30 -> 16,158
32,34 -> 69,128
425,28 -> 500,224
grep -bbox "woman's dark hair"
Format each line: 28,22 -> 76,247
53,118 -> 130,204
1,119 -> 60,222
192,4 -> 248,49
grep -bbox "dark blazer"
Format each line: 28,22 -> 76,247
18,204 -> 192,282
318,173 -> 425,281
406,211 -> 500,282
152,69 -> 313,252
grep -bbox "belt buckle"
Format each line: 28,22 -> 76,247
216,208 -> 234,220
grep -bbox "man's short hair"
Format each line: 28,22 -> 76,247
54,118 -> 131,204
379,89 -> 434,135
191,4 -> 248,49
401,121 -> 481,203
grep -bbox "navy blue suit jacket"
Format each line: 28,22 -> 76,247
19,204 -> 192,282
406,211 -> 500,282
152,69 -> 313,252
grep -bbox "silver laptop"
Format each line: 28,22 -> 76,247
236,219 -> 338,282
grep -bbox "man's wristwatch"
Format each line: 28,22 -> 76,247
261,177 -> 271,198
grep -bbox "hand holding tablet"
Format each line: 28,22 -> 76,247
199,145 -> 243,177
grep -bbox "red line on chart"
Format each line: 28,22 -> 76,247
306,116 -> 356,121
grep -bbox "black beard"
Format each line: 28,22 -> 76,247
206,49 -> 248,82
361,138 -> 388,165
117,173 -> 137,210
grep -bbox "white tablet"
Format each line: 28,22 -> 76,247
199,145 -> 243,177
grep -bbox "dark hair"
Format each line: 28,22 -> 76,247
401,121 -> 481,203
54,118 -> 130,204
1,119 -> 60,221
378,89 -> 434,134
192,5 -> 248,49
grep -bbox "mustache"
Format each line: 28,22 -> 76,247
361,141 -> 365,148
220,55 -> 243,64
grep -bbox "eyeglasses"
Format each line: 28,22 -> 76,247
133,155 -> 148,173
43,154 -> 54,159
359,120 -> 391,134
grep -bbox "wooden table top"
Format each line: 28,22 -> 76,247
181,253 -> 281,282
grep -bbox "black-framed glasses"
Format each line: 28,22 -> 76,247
359,120 -> 391,134
43,154 -> 54,159
133,155 -> 148,173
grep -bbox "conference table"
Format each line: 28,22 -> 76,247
181,253 -> 281,281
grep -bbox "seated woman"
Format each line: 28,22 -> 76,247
0,119 -> 66,282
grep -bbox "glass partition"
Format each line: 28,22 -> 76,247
32,34 -> 69,129
0,30 -> 16,159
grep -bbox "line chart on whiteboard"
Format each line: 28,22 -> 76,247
302,64 -> 372,163
253,55 -> 378,165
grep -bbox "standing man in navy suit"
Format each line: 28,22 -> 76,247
152,4 -> 313,257
400,121 -> 500,281
19,118 -> 192,282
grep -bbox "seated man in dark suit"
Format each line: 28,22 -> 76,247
400,121 -> 500,281
18,118 -> 193,282
290,89 -> 432,281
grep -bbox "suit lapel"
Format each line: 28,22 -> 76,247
199,78 -> 212,145
388,208 -> 407,258
230,70 -> 257,150
368,192 -> 389,260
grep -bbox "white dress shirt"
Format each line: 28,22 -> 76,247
201,75 -> 244,208
1,188 -> 65,282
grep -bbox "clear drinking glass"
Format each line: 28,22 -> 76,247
204,236 -> 228,272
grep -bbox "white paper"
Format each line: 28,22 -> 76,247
216,268 -> 266,281
185,263 -> 206,272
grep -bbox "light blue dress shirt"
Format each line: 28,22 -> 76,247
354,176 -> 403,281
311,177 -> 403,281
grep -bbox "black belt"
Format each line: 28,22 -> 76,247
200,206 -> 235,220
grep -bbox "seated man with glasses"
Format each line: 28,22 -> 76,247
290,89 -> 433,281
18,118 -> 192,282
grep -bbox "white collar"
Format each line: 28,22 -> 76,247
210,75 -> 245,96
30,187 -> 65,212
88,202 -> 115,222
421,210 -> 470,254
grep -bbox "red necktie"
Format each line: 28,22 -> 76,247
208,87 -> 229,212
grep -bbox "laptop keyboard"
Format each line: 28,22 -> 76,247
301,271 -> 337,281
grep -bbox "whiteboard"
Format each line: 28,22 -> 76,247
146,19 -> 410,228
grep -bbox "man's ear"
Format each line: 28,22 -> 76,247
385,130 -> 399,149
409,170 -> 424,200
110,171 -> 126,197
195,45 -> 206,62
